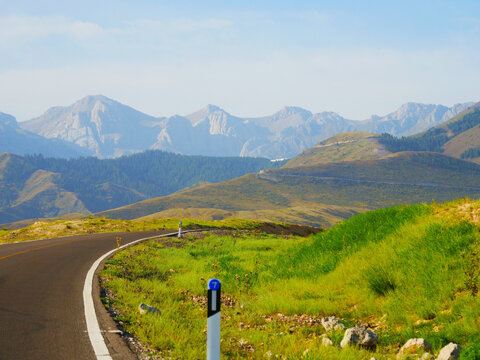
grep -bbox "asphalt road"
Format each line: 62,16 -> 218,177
0,231 -> 169,360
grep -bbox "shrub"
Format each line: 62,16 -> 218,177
364,265 -> 396,296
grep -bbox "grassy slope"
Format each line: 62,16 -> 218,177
443,126 -> 480,162
317,132 -> 380,145
284,132 -> 388,168
0,153 -> 89,223
138,203 -> 361,230
277,151 -> 480,187
0,168 -> 88,224
100,198 -> 480,359
97,151 -> 480,228
0,216 -> 282,243
440,102 -> 480,162
96,174 -> 368,228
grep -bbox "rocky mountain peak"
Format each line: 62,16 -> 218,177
78,94 -> 113,105
19,95 -> 160,158
396,102 -> 438,115
276,106 -> 312,118
203,104 -> 222,113
185,104 -> 233,126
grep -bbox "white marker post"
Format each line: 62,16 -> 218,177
178,220 -> 182,238
207,279 -> 221,360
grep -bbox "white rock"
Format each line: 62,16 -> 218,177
436,343 -> 461,360
340,326 -> 378,349
397,338 -> 432,358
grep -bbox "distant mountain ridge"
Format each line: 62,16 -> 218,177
15,95 -> 474,159
21,95 -> 162,158
378,102 -> 480,163
360,102 -> 472,136
0,112 -> 91,158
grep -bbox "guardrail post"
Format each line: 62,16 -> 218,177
207,279 -> 221,360
178,220 -> 182,238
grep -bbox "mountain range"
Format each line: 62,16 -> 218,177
0,112 -> 90,158
2,97 -> 480,228
2,95 -> 473,159
95,103 -> 480,227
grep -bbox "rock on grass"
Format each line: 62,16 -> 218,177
340,326 -> 378,350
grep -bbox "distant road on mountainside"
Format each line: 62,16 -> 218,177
257,171 -> 480,190
0,230 -> 169,360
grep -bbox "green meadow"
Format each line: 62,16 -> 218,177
101,200 -> 480,359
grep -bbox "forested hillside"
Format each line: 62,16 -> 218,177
379,102 -> 480,158
24,151 -> 280,200
0,151 -> 280,223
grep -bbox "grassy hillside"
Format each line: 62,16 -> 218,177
0,216 -> 320,243
100,198 -> 480,359
97,151 -> 480,227
0,151 -> 279,224
278,151 -> 480,187
284,132 -> 389,168
444,125 -> 480,162
379,102 -> 480,162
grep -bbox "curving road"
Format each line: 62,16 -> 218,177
0,231 -> 170,360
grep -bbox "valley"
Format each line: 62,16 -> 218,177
2,101 -> 480,228
2,101 -> 480,360
0,151 -> 280,225
4,2 -> 480,360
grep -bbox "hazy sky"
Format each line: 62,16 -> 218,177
1,0 -> 479,121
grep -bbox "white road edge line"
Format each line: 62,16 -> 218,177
83,230 -> 207,360
83,232 -> 176,360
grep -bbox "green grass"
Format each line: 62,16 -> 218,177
0,217 -> 267,243
274,204 -> 432,278
101,201 -> 480,359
